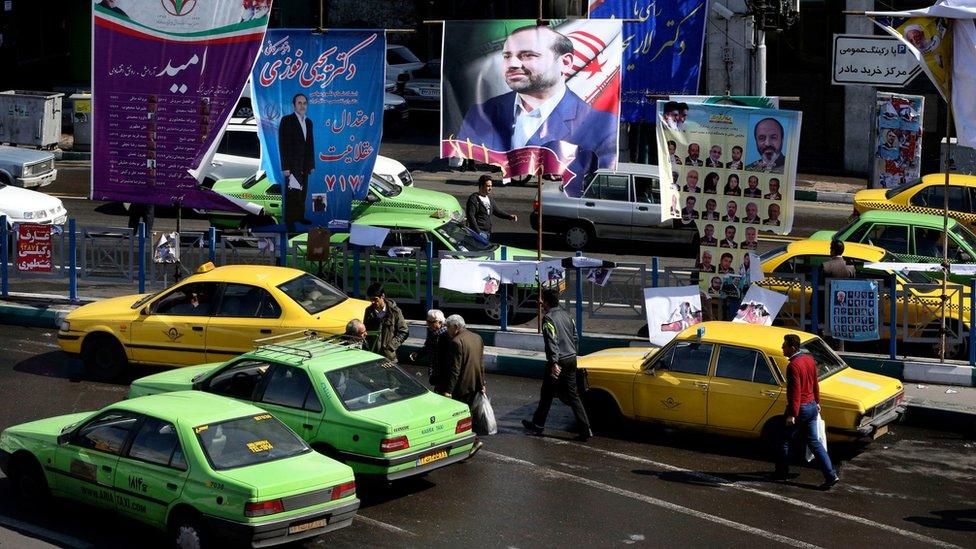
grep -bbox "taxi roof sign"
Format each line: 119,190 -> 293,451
196,261 -> 216,274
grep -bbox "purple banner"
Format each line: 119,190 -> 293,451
91,1 -> 270,209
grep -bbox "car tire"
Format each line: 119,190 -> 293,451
82,333 -> 128,382
170,510 -> 207,549
9,453 -> 50,509
583,389 -> 622,433
565,223 -> 592,250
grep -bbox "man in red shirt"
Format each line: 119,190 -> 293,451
775,334 -> 839,489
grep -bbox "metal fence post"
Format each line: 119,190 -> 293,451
811,269 -> 819,334
575,251 -> 583,342
651,256 -> 659,287
352,245 -> 361,298
969,278 -> 975,366
208,226 -> 216,263
0,215 -> 7,297
499,246 -> 508,331
69,218 -> 77,303
279,232 -> 288,267
425,241 -> 434,309
138,222 -> 146,294
889,274 -> 897,360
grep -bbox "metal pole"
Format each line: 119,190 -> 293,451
69,218 -> 77,303
537,172 -> 543,334
352,245 -> 361,298
425,240 -> 434,310
575,251 -> 583,343
0,215 -> 7,297
939,82 -> 953,363
969,278 -> 975,366
500,245 -> 508,331
174,202 -> 183,283
208,226 -> 216,263
889,273 -> 897,360
138,221 -> 145,294
754,26 -> 767,96
651,256 -> 659,288
279,232 -> 288,267
811,269 -> 819,335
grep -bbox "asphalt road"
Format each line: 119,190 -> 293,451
1,327 -> 974,548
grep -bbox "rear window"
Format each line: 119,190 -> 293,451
194,414 -> 309,471
885,177 -> 924,199
759,244 -> 787,263
326,359 -> 427,411
277,273 -> 347,314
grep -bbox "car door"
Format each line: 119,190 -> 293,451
631,175 -> 666,237
706,345 -> 783,432
113,416 -> 189,525
633,341 -> 712,426
579,174 -> 633,239
911,225 -> 945,261
52,411 -> 140,510
129,281 -> 220,366
863,223 -> 909,255
254,363 -> 323,441
206,283 -> 285,362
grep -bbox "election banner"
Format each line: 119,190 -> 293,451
16,224 -> 52,273
92,0 -> 270,209
588,0 -> 708,123
250,29 -> 386,232
874,92 -> 924,189
656,101 -> 801,297
670,95 -> 780,109
732,285 -> 787,326
644,285 -> 703,346
829,279 -> 880,341
441,19 -> 621,197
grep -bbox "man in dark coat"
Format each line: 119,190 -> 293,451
466,175 -> 517,240
278,93 -> 314,232
363,283 -> 409,362
410,309 -> 452,390
443,314 -> 486,406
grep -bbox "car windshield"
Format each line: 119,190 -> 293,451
800,338 -> 847,380
952,224 -> 976,253
325,359 -> 427,411
194,414 -> 310,471
370,174 -> 402,197
435,221 -> 494,252
277,273 -> 347,314
884,176 -> 924,199
388,46 -> 420,64
131,291 -> 161,309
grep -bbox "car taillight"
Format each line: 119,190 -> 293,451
456,417 -> 472,434
533,199 -> 539,212
380,436 -> 409,452
245,499 -> 284,517
331,480 -> 356,501
896,391 -> 905,404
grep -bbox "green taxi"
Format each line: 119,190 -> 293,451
128,335 -> 478,481
208,172 -> 464,229
289,212 -> 542,320
0,391 -> 359,548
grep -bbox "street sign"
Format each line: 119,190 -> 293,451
832,34 -> 921,87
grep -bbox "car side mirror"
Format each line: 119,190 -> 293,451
141,306 -> 151,316
57,430 -> 73,445
365,194 -> 380,204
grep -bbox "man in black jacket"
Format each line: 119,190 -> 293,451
278,93 -> 315,232
410,309 -> 451,390
466,175 -> 517,240
363,283 -> 409,362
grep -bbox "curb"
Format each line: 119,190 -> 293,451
794,189 -> 855,205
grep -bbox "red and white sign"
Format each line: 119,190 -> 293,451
16,224 -> 52,272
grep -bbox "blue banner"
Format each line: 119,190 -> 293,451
589,0 -> 708,123
251,29 -> 385,231
829,280 -> 880,342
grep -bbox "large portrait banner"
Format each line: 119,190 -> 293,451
656,101 -> 802,298
441,19 -> 621,197
829,279 -> 880,342
251,29 -> 386,232
874,92 -> 923,189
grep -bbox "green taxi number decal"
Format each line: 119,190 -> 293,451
247,440 -> 274,453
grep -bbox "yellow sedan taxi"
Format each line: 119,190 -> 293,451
58,263 -> 368,380
853,172 -> 976,232
580,322 -> 904,442
759,239 -> 971,358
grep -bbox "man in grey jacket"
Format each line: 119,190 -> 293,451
363,283 -> 409,361
522,289 -> 593,441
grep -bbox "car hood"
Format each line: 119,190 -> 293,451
809,230 -> 835,241
67,294 -> 147,321
2,412 -> 94,447
578,347 -> 655,374
404,79 -> 439,92
0,145 -> 54,163
305,297 -> 372,333
129,363 -> 222,397
820,368 -> 903,410
386,186 -> 463,215
854,188 -> 889,205
218,449 -> 355,499
0,185 -> 63,216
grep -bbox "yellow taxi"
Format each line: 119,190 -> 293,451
57,263 -> 369,380
580,322 -> 905,442
853,173 -> 976,231
759,239 -> 971,358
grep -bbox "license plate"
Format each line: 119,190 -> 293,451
872,425 -> 889,439
417,450 -> 448,466
288,518 -> 326,535
419,88 -> 438,97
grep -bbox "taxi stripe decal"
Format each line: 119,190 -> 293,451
44,466 -> 170,506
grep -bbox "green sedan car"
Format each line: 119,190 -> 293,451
0,391 -> 359,548
128,336 -> 478,481
811,210 -> 976,283
208,172 -> 464,229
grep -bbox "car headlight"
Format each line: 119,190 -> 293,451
23,211 -> 34,219
22,164 -> 34,177
377,174 -> 395,184
59,320 -> 70,332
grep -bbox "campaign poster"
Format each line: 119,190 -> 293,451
732,285 -> 787,326
872,15 -> 952,102
656,101 -> 801,297
829,279 -> 880,342
91,0 -> 270,209
441,20 -> 621,197
671,95 -> 780,109
588,0 -> 707,123
251,29 -> 386,232
644,286 -> 703,346
16,224 -> 52,273
874,92 -> 924,189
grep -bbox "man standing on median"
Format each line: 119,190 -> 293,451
363,283 -> 409,362
523,289 -> 593,441
410,309 -> 451,390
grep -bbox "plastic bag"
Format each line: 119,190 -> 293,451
805,414 -> 827,462
471,392 -> 498,436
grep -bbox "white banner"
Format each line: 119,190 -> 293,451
732,285 -> 787,326
644,285 -> 703,346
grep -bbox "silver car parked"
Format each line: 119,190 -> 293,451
530,163 -> 695,250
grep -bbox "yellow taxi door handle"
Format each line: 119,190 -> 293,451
762,390 -> 778,397
694,382 -> 709,390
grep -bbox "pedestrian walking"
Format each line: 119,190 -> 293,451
409,309 -> 451,390
466,175 -> 517,241
443,314 -> 485,454
363,283 -> 409,362
522,289 -> 593,441
774,334 -> 839,490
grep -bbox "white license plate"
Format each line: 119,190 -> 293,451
418,89 -> 438,97
288,518 -> 326,534
872,425 -> 889,439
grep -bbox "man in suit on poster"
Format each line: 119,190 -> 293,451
279,93 -> 315,232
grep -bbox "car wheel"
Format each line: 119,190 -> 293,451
565,223 -> 591,250
583,390 -> 622,433
9,454 -> 50,509
82,334 -> 128,382
170,512 -> 207,549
